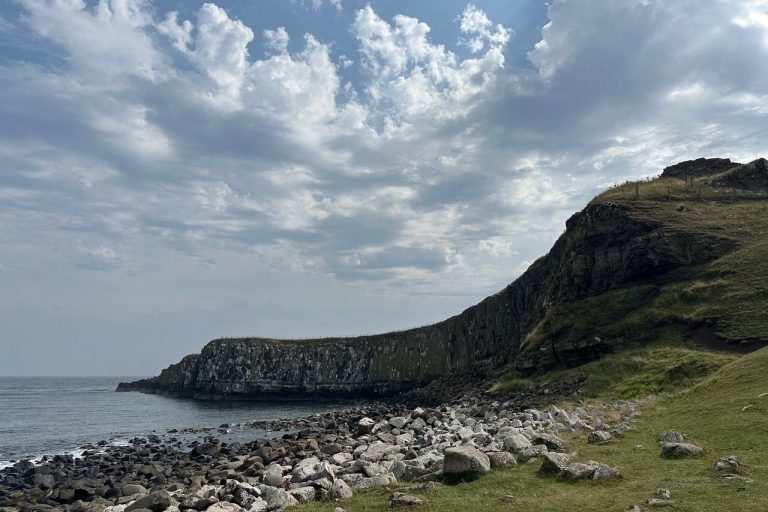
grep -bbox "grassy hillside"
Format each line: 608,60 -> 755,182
520,173 -> 768,360
300,344 -> 768,512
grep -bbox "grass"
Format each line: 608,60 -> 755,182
298,345 -> 768,512
527,338 -> 737,399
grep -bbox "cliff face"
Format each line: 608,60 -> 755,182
118,168 -> 740,399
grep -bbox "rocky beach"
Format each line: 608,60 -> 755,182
0,377 -> 645,512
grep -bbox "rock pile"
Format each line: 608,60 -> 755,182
0,395 -> 640,512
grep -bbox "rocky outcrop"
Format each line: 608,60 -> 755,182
119,159 -> 755,399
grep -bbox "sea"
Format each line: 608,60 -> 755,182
0,376 -> 345,469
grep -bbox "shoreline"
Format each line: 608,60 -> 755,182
0,377 -> 643,512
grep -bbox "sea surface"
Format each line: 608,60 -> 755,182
0,376 -> 344,468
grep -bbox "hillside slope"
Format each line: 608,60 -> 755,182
117,157 -> 768,399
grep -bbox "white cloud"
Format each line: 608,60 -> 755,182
457,3 -> 511,53
733,0 -> 768,47
352,5 -> 510,124
263,26 -> 289,54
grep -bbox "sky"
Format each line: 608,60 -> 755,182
0,0 -> 767,376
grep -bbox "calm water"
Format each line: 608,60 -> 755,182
0,377 -> 343,467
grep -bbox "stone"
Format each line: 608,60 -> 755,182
389,492 -> 424,507
442,447 -> 491,475
658,431 -> 685,444
262,464 -> 284,487
660,442 -> 703,458
330,480 -> 353,500
502,434 -> 531,453
588,430 -> 612,444
533,433 -> 566,451
288,487 -> 315,503
207,503 -> 245,512
646,498 -> 675,507
259,486 -> 298,510
331,453 -> 353,466
357,418 -> 376,435
714,455 -> 742,473
389,417 -> 408,429
488,452 -> 517,469
559,463 -> 598,481
312,461 -> 336,481
457,427 -> 474,440
656,488 -> 671,498
321,443 -> 343,455
125,491 -> 173,512
355,474 -> 397,489
592,463 -> 621,481
538,453 -> 569,475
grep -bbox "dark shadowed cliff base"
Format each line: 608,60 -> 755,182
117,157 -> 768,400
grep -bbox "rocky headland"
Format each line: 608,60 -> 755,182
117,157 -> 768,401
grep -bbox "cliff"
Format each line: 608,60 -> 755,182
117,158 -> 768,399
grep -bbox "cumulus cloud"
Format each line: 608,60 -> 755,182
1,0 -> 767,351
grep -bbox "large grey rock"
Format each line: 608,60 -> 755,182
357,417 -> 376,435
389,417 -> 408,429
588,430 -> 612,444
259,486 -> 298,510
262,464 -> 284,487
533,433 -> 566,451
288,487 -> 316,503
330,480 -> 354,500
488,452 -> 517,469
355,474 -> 396,489
714,455 -> 742,473
592,463 -> 621,481
125,491 -> 173,512
538,453 -> 570,475
443,447 -> 491,475
122,484 -> 148,497
389,492 -> 424,507
661,442 -> 703,458
558,462 -> 598,481
207,503 -> 245,512
502,434 -> 531,453
658,431 -> 685,444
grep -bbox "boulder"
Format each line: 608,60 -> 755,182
587,431 -> 612,444
125,491 -> 173,512
389,417 -> 408,429
538,453 -> 570,475
660,443 -> 703,458
330,480 -> 354,500
259,486 -> 298,510
592,463 -> 621,481
533,433 -> 566,451
288,487 -> 315,503
262,464 -> 284,487
714,455 -> 742,473
357,418 -> 376,435
488,452 -> 517,469
389,492 -> 424,507
559,462 -> 598,481
502,434 -> 531,453
658,431 -> 685,444
355,474 -> 397,489
442,447 -> 490,475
